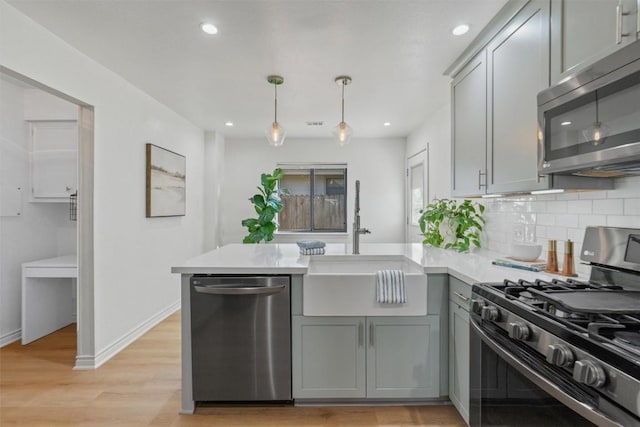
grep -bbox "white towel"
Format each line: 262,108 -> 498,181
375,270 -> 406,304
300,247 -> 325,255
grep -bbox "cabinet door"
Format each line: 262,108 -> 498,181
366,316 -> 440,398
30,121 -> 78,200
551,0 -> 638,84
292,316 -> 366,398
449,301 -> 470,424
487,0 -> 550,194
451,51 -> 487,197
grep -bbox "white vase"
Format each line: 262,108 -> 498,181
439,218 -> 457,246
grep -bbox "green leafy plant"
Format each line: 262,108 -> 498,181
418,199 -> 486,252
241,168 -> 284,243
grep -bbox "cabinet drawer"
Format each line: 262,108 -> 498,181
449,277 -> 471,311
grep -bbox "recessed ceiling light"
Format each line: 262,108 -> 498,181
225,121 -> 234,127
452,24 -> 470,36
383,122 -> 391,127
201,22 -> 218,35
561,121 -> 572,126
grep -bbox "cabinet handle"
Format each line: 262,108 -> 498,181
617,4 -> 630,44
478,169 -> 487,190
637,0 -> 640,34
358,322 -> 363,347
453,291 -> 470,302
369,323 -> 374,347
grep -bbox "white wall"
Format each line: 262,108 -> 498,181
203,130 -> 225,251
406,101 -> 452,205
1,1 -> 207,361
220,137 -> 406,245
0,79 -> 77,345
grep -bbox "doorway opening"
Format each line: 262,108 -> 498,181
0,66 -> 94,368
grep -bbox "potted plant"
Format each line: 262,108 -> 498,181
418,198 -> 486,252
241,168 -> 284,243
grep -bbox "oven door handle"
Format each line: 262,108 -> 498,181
471,319 -> 624,427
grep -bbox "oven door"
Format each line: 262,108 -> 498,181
469,315 -> 633,427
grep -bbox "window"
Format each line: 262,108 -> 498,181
278,165 -> 347,232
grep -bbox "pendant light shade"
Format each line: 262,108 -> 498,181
333,76 -> 353,146
581,89 -> 610,146
265,75 -> 286,147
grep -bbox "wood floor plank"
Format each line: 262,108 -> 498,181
1,312 -> 465,426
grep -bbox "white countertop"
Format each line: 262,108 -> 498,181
172,244 -> 587,285
22,254 -> 77,269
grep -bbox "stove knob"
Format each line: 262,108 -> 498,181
573,360 -> 606,388
546,344 -> 574,367
481,305 -> 500,321
471,299 -> 485,314
507,322 -> 530,341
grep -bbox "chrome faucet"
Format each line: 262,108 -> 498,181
352,180 -> 371,254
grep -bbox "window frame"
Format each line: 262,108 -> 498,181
277,165 -> 348,233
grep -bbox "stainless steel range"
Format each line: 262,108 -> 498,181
470,227 -> 640,427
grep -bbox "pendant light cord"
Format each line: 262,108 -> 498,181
341,81 -> 345,123
274,83 -> 278,123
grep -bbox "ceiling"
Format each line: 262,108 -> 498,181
8,0 -> 507,139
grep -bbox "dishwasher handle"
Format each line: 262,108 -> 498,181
194,285 -> 286,296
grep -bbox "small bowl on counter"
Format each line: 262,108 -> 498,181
509,242 -> 542,262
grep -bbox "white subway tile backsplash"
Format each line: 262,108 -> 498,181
547,201 -> 568,213
624,198 -> 640,216
481,178 -> 638,256
580,191 -> 607,199
567,200 -> 592,214
567,228 -> 584,243
555,214 -> 579,228
607,215 -> 639,228
593,199 -> 623,215
546,226 -> 568,241
536,213 -> 555,226
579,215 -> 607,229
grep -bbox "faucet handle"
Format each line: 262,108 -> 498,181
361,228 -> 371,234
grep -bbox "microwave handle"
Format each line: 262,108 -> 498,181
471,320 -> 625,427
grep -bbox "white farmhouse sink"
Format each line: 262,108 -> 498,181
303,255 -> 427,316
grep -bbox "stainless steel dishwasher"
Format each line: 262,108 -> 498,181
190,275 -> 291,402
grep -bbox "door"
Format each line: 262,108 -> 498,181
406,149 -> 428,243
292,316 -> 366,398
451,51 -> 487,197
551,0 -> 639,84
366,316 -> 440,398
449,301 -> 470,423
486,0 -> 550,194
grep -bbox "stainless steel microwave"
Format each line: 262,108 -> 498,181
538,40 -> 640,177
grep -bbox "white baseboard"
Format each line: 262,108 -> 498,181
74,300 -> 180,370
0,329 -> 21,347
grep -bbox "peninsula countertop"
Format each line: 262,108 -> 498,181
171,243 -> 585,285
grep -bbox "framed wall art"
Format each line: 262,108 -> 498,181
146,143 -> 186,217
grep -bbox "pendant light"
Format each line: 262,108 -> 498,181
332,75 -> 353,146
265,75 -> 286,147
582,89 -> 610,146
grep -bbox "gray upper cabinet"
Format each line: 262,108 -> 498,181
551,0 -> 639,84
486,0 -> 550,194
451,52 -> 487,197
366,316 -> 440,399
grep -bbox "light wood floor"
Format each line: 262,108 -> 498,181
0,312 -> 465,426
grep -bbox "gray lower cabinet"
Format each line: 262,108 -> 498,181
448,277 -> 471,424
292,315 -> 440,399
366,316 -> 440,398
292,316 -> 366,398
